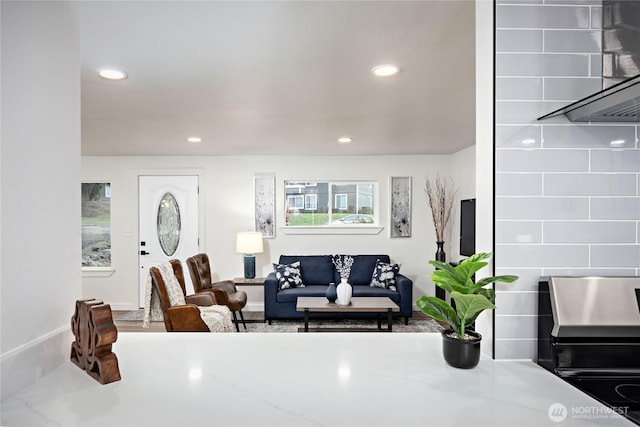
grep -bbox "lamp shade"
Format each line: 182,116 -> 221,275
236,231 -> 264,254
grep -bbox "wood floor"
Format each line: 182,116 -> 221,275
112,310 -> 434,333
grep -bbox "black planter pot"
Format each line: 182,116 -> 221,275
441,329 -> 482,369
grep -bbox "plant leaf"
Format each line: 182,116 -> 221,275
463,252 -> 492,263
450,292 -> 496,326
475,275 -> 519,288
415,296 -> 461,335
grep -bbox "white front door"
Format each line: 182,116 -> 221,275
139,175 -> 199,307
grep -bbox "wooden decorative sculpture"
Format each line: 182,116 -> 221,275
70,298 -> 121,384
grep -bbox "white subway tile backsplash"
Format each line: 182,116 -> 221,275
543,268 -> 638,276
497,77 -> 543,100
590,54 -> 602,77
496,149 -> 588,172
545,0 -> 601,5
496,125 -> 542,148
497,29 -> 543,53
496,100 -> 568,124
496,244 -> 589,268
543,77 -> 602,101
497,53 -> 589,77
591,197 -> 640,220
496,220 -> 542,243
591,150 -> 640,172
543,221 -> 637,244
495,314 -> 538,339
496,173 -> 542,196
544,173 -> 637,196
544,30 -> 601,53
496,0 -> 542,4
495,268 -> 544,292
543,125 -> 635,148
590,245 -> 640,268
496,5 -> 590,29
591,5 -> 602,29
496,197 -> 589,220
494,339 -> 537,360
495,291 -> 538,315
494,1 -> 639,360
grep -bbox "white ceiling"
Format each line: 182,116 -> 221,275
78,1 -> 476,157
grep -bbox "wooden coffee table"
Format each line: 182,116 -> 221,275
296,297 -> 400,332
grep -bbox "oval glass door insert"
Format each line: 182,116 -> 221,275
157,192 -> 181,256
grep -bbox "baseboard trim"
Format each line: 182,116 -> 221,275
1,326 -> 72,400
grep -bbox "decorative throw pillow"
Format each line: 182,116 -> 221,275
370,259 -> 400,291
273,261 -> 304,290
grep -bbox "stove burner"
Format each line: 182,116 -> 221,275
616,384 -> 640,404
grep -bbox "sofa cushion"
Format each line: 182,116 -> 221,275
279,255 -> 335,285
352,285 -> 400,304
370,259 -> 400,291
276,285 -> 329,303
340,254 -> 390,285
273,261 -> 304,290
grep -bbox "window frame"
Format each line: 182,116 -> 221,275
82,182 -> 115,276
281,180 -> 383,235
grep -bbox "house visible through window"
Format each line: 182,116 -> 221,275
82,183 -> 111,267
305,194 -> 318,211
284,180 -> 376,226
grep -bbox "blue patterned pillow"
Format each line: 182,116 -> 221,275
273,261 -> 304,290
370,259 -> 400,291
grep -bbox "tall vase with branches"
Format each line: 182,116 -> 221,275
424,176 -> 456,264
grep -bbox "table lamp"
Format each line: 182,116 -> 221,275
236,231 -> 264,280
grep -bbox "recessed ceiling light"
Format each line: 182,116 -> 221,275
610,139 -> 625,146
337,137 -> 353,144
521,138 -> 536,145
371,64 -> 400,77
187,137 -> 202,143
98,69 -> 128,81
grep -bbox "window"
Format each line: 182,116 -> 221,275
284,180 -> 377,228
82,183 -> 111,268
287,195 -> 304,210
305,194 -> 318,211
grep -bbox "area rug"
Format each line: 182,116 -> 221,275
117,310 -> 442,333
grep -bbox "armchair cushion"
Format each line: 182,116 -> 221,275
370,259 -> 400,291
156,262 -> 186,306
185,292 -> 216,307
273,261 -> 304,290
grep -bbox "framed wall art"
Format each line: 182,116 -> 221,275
389,176 -> 411,238
254,173 -> 276,238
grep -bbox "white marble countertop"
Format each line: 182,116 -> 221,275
1,333 -> 636,426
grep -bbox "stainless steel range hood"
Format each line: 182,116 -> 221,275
538,0 -> 640,122
538,75 -> 640,122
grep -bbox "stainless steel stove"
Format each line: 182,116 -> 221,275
537,277 -> 640,425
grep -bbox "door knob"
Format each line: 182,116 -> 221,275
140,250 -> 150,255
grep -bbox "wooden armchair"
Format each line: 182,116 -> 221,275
187,253 -> 248,331
149,259 -> 218,332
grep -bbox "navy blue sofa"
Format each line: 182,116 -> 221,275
264,254 -> 413,324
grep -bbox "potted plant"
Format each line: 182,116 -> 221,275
416,252 -> 518,369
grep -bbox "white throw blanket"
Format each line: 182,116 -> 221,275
143,261 -> 234,332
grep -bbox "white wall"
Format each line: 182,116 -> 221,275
449,145 -> 477,261
1,1 -> 81,399
81,154 -> 477,311
474,0 -> 495,358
